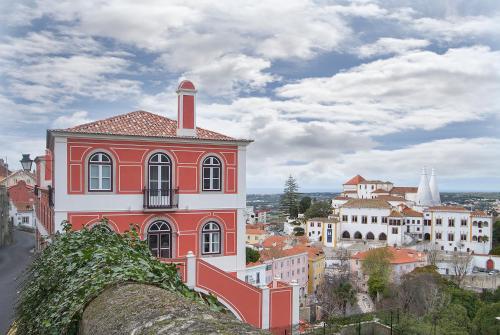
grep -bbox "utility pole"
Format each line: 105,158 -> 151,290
390,310 -> 393,335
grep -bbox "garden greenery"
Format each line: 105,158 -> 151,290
15,219 -> 221,335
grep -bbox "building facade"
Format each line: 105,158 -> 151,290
34,81 -> 298,331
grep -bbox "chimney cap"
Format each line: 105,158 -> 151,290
177,80 -> 196,92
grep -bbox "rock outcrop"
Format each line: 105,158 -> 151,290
79,283 -> 269,335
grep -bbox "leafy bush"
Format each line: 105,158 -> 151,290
246,247 -> 260,264
15,220 -> 216,335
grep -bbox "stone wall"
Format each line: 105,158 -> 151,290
80,283 -> 270,335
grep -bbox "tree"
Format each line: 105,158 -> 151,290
246,247 -> 260,264
437,303 -> 470,335
426,243 -> 440,267
493,220 -> 500,248
304,200 -> 332,219
472,302 -> 500,335
280,175 -> 299,218
490,245 -> 500,255
450,252 -> 473,288
298,196 -> 312,214
316,275 -> 357,318
361,247 -> 393,299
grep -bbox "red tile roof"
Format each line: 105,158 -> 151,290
353,247 -> 426,265
54,110 -> 250,142
376,195 -> 407,202
343,199 -> 391,209
428,205 -> 468,212
246,228 -> 267,235
343,175 -> 365,185
402,207 -> 423,217
333,196 -> 349,200
471,210 -> 490,217
372,189 -> 389,193
262,236 -> 288,249
390,187 -> 418,194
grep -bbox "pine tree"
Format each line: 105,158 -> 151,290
280,175 -> 299,218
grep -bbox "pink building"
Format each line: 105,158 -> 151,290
261,246 -> 309,297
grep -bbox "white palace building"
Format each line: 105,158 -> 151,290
331,169 -> 493,254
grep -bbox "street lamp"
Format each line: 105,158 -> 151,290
20,154 -> 33,172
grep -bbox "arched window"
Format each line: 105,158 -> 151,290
379,233 -> 387,241
472,235 -> 477,241
147,153 -> 172,207
483,221 -> 488,227
202,156 -> 222,191
424,233 -> 430,241
354,231 -> 362,239
342,231 -> 350,239
88,152 -> 112,191
147,221 -> 172,258
478,236 -> 483,242
366,232 -> 375,240
201,221 -> 221,254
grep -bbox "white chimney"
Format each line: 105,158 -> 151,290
416,167 -> 433,207
429,168 -> 441,205
176,80 -> 197,137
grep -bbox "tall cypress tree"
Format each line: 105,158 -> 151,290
280,175 -> 299,218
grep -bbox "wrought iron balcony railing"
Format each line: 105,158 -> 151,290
143,188 -> 178,209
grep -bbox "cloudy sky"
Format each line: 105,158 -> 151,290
1,0 -> 499,192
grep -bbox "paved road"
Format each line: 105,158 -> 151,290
0,229 -> 35,335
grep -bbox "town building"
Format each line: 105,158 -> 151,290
8,180 -> 36,228
246,227 -> 267,246
298,245 -> 326,295
0,158 -> 10,179
260,246 -> 309,297
0,169 -> 36,188
245,261 -> 267,286
305,217 -> 338,248
256,209 -> 270,223
351,247 -> 427,290
34,81 -> 298,331
334,171 -> 493,254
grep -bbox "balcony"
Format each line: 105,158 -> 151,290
143,188 -> 178,209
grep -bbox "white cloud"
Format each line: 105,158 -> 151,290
357,38 -> 430,58
52,111 -> 92,129
276,46 -> 500,134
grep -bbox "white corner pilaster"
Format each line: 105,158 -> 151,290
260,284 -> 270,329
290,280 -> 300,326
186,250 -> 196,289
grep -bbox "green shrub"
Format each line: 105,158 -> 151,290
15,220 -> 218,335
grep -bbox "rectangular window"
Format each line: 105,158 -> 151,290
436,218 -> 442,225
461,219 -> 467,226
448,219 -> 455,227
256,272 -> 260,284
361,216 -> 367,224
342,215 -> 348,222
352,215 -> 358,223
436,232 -> 442,240
460,234 -> 467,241
22,216 -> 29,224
448,233 -> 454,241
371,216 -> 377,223
392,227 -> 398,234
382,217 -> 388,224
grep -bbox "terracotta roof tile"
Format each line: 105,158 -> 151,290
342,199 -> 391,209
402,207 -> 424,217
262,236 -> 288,249
390,187 -> 418,194
343,175 -> 365,185
54,110 -> 250,142
428,205 -> 468,212
372,189 -> 389,193
376,195 -> 407,202
246,228 -> 267,235
471,210 -> 490,217
333,196 -> 349,200
353,247 -> 426,264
